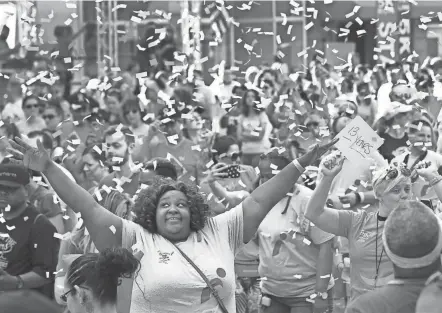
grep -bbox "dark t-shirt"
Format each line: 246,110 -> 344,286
378,132 -> 409,162
0,205 -> 60,298
345,278 -> 427,313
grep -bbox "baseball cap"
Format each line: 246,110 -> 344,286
0,163 -> 30,187
0,290 -> 62,313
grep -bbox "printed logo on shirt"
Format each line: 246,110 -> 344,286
157,250 -> 174,264
0,234 -> 16,269
272,230 -> 313,256
201,268 -> 226,304
356,230 -> 374,243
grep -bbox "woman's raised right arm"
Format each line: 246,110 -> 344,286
304,175 -> 345,237
305,152 -> 351,238
44,161 -> 122,250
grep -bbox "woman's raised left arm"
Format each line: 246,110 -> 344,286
241,139 -> 338,242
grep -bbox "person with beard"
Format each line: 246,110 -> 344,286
0,163 -> 59,298
99,125 -> 141,197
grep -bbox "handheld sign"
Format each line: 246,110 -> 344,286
335,116 -> 384,164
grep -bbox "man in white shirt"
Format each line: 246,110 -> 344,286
377,63 -> 404,117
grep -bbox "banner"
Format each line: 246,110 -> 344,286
376,0 -> 396,63
396,0 -> 412,61
376,0 -> 413,63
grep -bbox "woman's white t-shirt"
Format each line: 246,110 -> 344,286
122,204 -> 245,313
239,112 -> 272,154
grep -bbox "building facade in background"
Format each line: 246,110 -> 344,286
16,0 -> 442,81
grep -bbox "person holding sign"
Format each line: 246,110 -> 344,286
305,153 -> 416,303
375,102 -> 413,162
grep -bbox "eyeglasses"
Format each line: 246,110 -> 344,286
60,286 -> 91,302
60,289 -> 74,302
43,114 -> 55,120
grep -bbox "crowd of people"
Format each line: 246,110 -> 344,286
2,20 -> 442,313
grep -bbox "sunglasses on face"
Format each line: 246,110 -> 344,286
221,152 -> 242,161
43,114 -> 55,120
306,122 -> 319,128
228,152 -> 242,161
124,109 -> 139,115
25,104 -> 39,109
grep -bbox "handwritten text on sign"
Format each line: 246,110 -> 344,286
335,116 -> 384,164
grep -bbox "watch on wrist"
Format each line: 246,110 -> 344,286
316,291 -> 328,300
16,275 -> 24,289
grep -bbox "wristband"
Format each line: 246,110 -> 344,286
292,159 -> 305,173
430,176 -> 442,187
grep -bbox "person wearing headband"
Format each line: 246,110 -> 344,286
415,271 -> 442,313
346,200 -> 442,313
305,153 -> 414,303
392,118 -> 442,210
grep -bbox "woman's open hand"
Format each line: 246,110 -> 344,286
7,137 -> 52,172
319,150 -> 345,177
298,138 -> 339,168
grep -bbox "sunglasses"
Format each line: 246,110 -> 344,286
385,165 -> 411,180
221,152 -> 242,161
43,114 -> 55,120
124,109 -> 139,115
306,122 -> 319,128
25,104 -> 39,109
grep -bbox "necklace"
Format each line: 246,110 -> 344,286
375,213 -> 385,288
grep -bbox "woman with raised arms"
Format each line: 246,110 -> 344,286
7,136 -> 336,313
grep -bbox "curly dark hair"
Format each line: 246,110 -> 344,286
132,177 -> 210,233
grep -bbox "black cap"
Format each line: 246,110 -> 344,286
0,163 -> 30,187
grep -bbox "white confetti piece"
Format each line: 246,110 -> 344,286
54,233 -> 64,240
304,22 -> 314,31
303,238 -> 311,245
109,225 -> 116,234
294,274 -> 302,279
